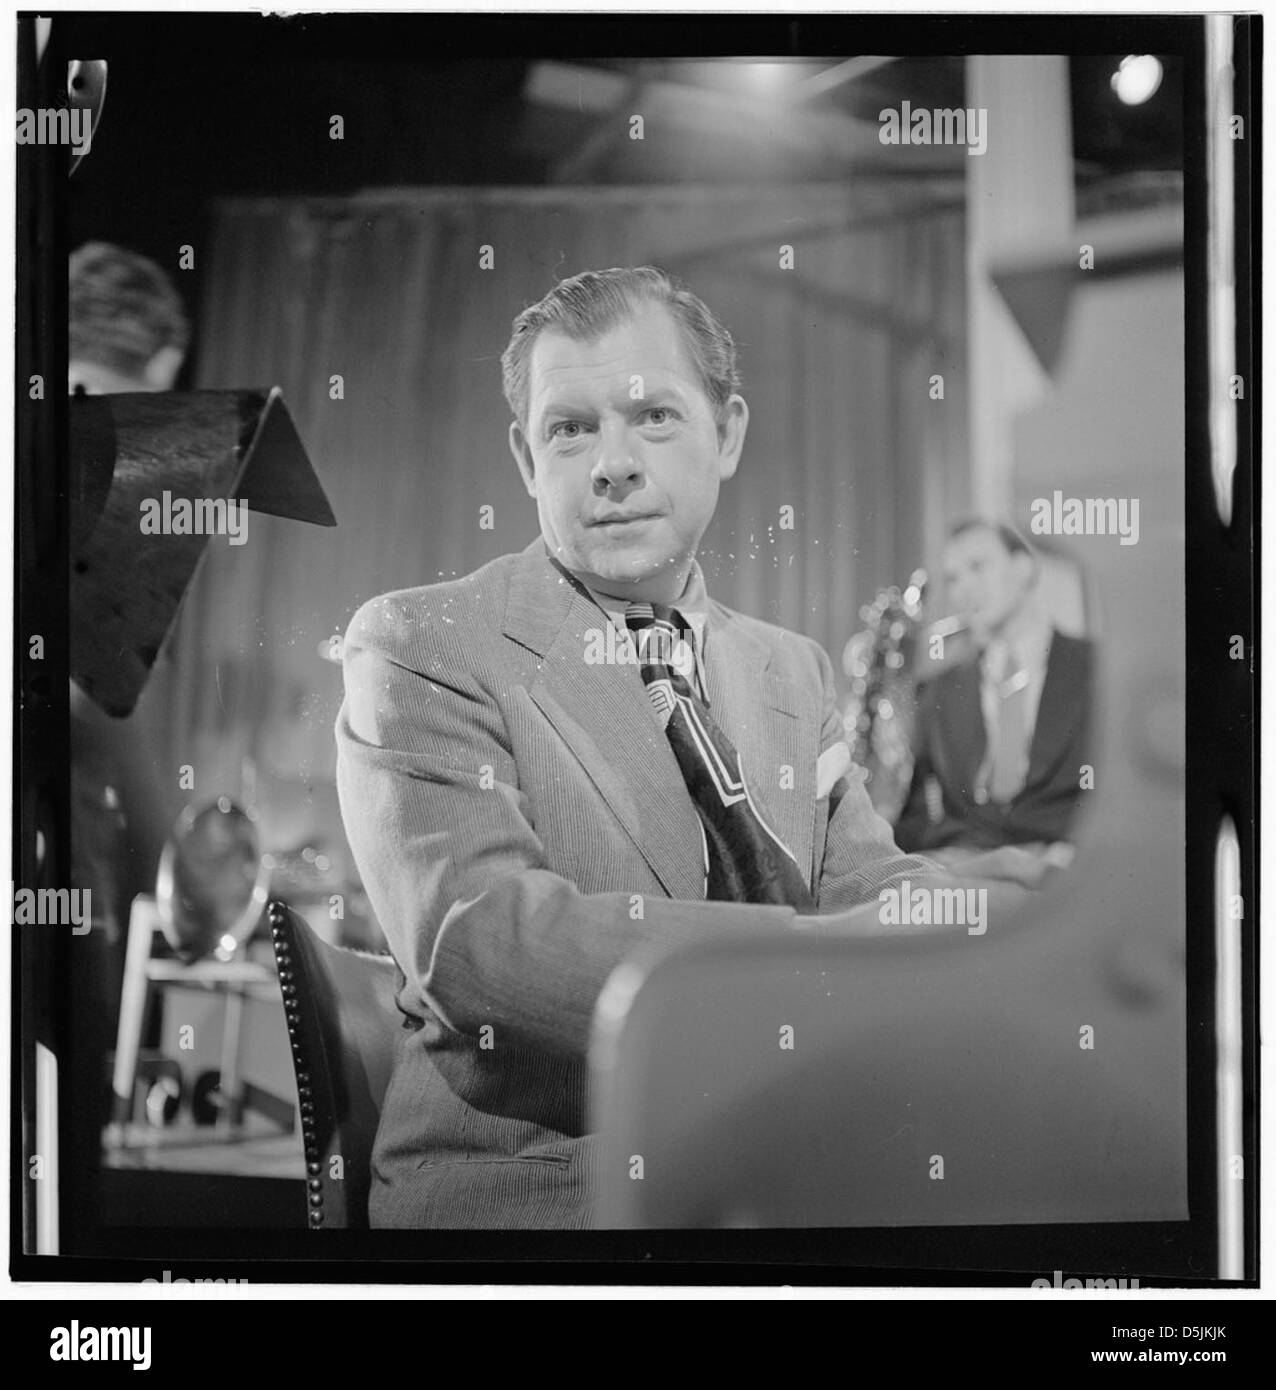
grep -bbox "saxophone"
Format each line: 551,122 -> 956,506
840,569 -> 929,821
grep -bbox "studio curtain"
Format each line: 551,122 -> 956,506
132,184 -> 967,843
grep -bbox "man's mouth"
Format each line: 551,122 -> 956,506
591,513 -> 659,528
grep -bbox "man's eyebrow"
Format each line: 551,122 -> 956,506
536,380 -> 692,422
538,399 -> 595,422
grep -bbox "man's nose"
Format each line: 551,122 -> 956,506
591,423 -> 643,491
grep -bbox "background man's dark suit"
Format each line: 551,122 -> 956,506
895,631 -> 1093,852
336,538 -> 937,1229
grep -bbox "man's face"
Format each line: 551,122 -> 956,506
943,526 -> 1034,640
508,302 -> 748,602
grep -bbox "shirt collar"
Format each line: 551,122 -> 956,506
982,618 -> 1053,680
547,547 -> 707,626
544,546 -> 710,674
588,569 -> 706,648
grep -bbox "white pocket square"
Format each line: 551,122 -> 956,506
816,740 -> 854,799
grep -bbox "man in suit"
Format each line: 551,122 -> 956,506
336,268 -> 1042,1229
895,518 -> 1093,864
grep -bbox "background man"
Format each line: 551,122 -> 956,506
68,242 -> 191,931
66,242 -> 191,1193
895,518 -> 1093,865
69,240 -> 190,397
336,268 -> 1040,1230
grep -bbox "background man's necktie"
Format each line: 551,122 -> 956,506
985,642 -> 1031,803
626,601 -> 816,909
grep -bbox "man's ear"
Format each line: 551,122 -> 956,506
715,394 -> 749,481
508,420 -> 537,498
1010,550 -> 1038,597
141,343 -> 185,391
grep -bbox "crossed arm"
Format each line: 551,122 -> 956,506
335,603 -> 1034,1058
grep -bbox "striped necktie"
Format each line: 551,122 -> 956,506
625,601 -> 816,909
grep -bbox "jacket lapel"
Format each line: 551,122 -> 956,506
937,660 -> 986,792
1024,630 -> 1086,787
501,540 -> 817,900
702,603 -> 817,889
503,540 -> 705,901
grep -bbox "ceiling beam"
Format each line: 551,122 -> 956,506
550,76 -> 647,183
795,55 -> 898,102
525,61 -> 961,172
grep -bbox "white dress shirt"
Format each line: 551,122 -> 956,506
974,621 -> 1054,804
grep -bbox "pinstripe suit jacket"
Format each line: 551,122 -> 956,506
336,538 -> 936,1228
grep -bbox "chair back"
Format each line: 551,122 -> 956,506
591,879 -> 1186,1229
268,900 -> 401,1228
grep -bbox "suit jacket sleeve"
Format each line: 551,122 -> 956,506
810,642 -> 941,910
335,596 -> 799,1060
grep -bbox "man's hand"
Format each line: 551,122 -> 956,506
811,872 -> 1039,939
797,840 -> 1078,937
799,875 -> 1035,937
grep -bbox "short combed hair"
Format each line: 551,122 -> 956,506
949,516 -> 1034,559
69,241 -> 190,376
500,266 -> 740,428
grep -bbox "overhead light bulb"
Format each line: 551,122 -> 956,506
1111,55 -> 1163,106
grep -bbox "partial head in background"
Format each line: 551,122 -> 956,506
943,517 -> 1040,645
503,266 -> 748,604
69,241 -> 190,395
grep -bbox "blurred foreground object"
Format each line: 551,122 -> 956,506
592,873 -> 1185,1229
